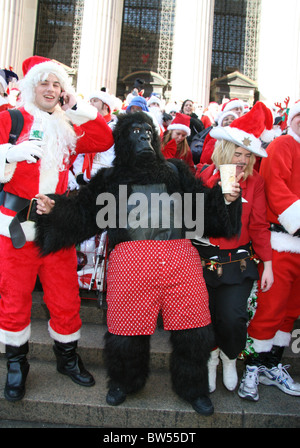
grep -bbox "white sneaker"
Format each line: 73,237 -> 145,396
220,351 -> 238,391
238,365 -> 265,401
208,349 -> 220,393
259,364 -> 300,396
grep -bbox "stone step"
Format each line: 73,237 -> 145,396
0,357 -> 299,428
5,317 -> 299,375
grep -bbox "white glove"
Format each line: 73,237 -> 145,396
68,170 -> 80,191
6,141 -> 43,164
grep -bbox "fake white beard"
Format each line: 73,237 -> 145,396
24,102 -> 77,172
149,106 -> 163,126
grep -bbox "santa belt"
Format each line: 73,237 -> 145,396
270,222 -> 300,237
3,192 -> 37,249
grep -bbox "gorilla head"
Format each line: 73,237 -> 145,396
112,112 -> 164,168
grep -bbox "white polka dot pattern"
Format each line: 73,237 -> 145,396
106,239 -> 211,335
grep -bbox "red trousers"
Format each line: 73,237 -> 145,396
248,250 -> 300,342
0,236 -> 82,346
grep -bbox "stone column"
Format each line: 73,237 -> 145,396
77,0 -> 124,97
170,0 -> 215,108
0,0 -> 38,79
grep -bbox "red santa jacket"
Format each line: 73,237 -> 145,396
195,164 -> 272,261
162,138 -> 195,173
0,104 -> 114,242
259,133 -> 300,253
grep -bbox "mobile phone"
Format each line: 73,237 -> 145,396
59,96 -> 64,106
26,198 -> 38,221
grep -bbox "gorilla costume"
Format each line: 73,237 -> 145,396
35,112 -> 241,416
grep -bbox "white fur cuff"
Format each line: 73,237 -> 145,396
279,199 -> 300,234
0,324 -> 31,346
48,321 -> 81,343
65,101 -> 97,126
273,330 -> 291,347
252,337 -> 274,353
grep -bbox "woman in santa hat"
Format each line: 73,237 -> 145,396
162,112 -> 195,173
194,101 -> 274,395
0,56 -> 114,402
199,110 -> 238,166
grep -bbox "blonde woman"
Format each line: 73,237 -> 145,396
194,102 -> 274,396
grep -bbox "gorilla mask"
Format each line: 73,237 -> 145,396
113,112 -> 164,168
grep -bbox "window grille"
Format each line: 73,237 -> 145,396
34,0 -> 84,71
117,0 -> 176,88
211,0 -> 261,81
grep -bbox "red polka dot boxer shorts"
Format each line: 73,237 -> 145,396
106,239 -> 211,335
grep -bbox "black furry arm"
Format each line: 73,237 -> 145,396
34,169 -> 108,255
202,183 -> 242,238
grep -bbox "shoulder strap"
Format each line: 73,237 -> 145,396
8,109 -> 24,145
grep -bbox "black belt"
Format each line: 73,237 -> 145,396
270,222 -> 300,237
3,192 -> 35,249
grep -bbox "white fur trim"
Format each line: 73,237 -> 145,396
287,102 -> 300,126
0,144 -> 17,183
222,99 -> 244,113
288,128 -> 300,143
65,100 -> 97,126
252,336 -> 274,353
20,61 -> 73,106
0,212 -> 36,241
273,330 -> 291,347
167,123 -> 191,137
0,324 -> 31,346
278,200 -> 300,234
271,231 -> 300,253
48,321 -> 81,343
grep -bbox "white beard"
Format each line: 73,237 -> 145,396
149,106 -> 163,126
24,103 -> 77,172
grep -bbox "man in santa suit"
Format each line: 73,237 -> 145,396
239,100 -> 300,401
0,56 -> 114,401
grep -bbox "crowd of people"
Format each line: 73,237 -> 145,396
0,57 -> 299,415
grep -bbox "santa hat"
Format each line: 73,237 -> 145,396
221,98 -> 244,113
287,100 -> 300,126
20,56 -> 73,104
216,110 -> 238,126
89,90 -> 115,113
147,95 -> 162,108
210,101 -> 273,158
167,112 -> 191,136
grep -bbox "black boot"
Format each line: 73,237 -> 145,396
53,340 -> 95,387
266,345 -> 284,367
4,343 -> 30,402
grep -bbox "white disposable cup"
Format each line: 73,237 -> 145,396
219,164 -> 236,194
